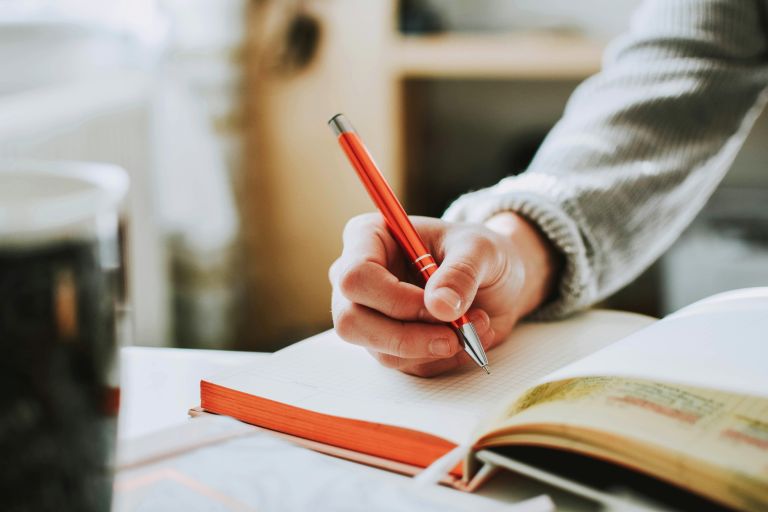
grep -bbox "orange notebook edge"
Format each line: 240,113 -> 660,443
198,379 -> 465,480
189,407 -> 461,486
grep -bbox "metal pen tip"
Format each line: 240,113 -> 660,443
456,321 -> 490,370
482,366 -> 491,375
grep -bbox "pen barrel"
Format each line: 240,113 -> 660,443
338,131 -> 445,290
336,131 -> 430,263
332,114 -> 488,370
336,128 -> 467,317
412,253 -> 437,282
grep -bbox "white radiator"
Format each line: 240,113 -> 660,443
0,74 -> 172,346
1,6 -> 244,348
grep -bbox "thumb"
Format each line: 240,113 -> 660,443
424,236 -> 498,322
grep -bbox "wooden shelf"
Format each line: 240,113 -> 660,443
243,0 -> 609,345
392,33 -> 604,80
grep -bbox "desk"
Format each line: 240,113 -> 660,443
118,346 -> 267,440
117,346 -> 596,511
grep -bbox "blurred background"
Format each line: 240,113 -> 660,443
4,0 -> 767,352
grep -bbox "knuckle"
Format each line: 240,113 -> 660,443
447,259 -> 480,285
416,306 -> 431,322
338,262 -> 366,297
387,331 -> 409,358
344,213 -> 379,236
404,363 -> 436,378
334,306 -> 358,339
371,351 -> 401,370
470,234 -> 495,255
385,293 -> 409,319
328,258 -> 341,284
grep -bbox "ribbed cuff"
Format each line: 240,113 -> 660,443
442,173 -> 597,319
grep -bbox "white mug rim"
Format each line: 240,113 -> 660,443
0,159 -> 129,242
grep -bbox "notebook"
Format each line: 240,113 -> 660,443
199,288 -> 768,511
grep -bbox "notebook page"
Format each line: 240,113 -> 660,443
666,286 -> 768,319
544,288 -> 768,398
206,310 -> 653,444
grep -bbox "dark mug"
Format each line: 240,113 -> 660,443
0,161 -> 128,512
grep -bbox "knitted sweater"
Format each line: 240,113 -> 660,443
443,0 -> 768,318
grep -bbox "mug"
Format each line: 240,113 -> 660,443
0,160 -> 128,511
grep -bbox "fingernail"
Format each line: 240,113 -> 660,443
433,287 -> 462,315
429,338 -> 452,356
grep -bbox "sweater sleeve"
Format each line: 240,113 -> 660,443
443,0 -> 768,318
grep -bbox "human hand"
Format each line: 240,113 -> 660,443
329,212 -> 561,377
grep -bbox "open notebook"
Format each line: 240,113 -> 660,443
200,288 -> 768,511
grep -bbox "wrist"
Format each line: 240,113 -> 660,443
485,211 -> 562,317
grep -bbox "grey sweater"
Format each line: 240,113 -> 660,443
443,0 -> 768,317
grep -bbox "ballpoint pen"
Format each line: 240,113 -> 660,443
328,113 -> 490,374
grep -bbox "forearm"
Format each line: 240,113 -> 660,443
445,0 -> 768,317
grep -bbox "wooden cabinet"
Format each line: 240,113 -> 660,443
242,0 -> 603,349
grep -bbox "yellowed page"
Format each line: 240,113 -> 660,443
483,377 -> 768,509
204,310 -> 653,444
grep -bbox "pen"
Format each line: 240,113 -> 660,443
329,113 -> 490,374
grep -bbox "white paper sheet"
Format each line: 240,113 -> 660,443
543,288 -> 768,398
206,310 -> 653,443
114,415 -> 548,512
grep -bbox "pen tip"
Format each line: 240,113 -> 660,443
483,366 -> 491,375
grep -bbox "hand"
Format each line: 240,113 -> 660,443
329,212 -> 561,377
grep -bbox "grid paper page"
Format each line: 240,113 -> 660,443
210,310 -> 654,443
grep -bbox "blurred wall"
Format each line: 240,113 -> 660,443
0,1 -> 246,348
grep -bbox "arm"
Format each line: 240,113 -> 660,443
445,0 -> 768,317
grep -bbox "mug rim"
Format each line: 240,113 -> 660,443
0,159 -> 129,242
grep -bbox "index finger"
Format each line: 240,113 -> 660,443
336,259 -> 432,321
334,215 -> 436,321
330,214 -> 389,284
341,214 -> 401,267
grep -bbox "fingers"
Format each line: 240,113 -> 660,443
333,296 -> 464,359
330,214 -> 514,377
369,313 -> 498,377
335,260 -> 433,322
333,281 -> 492,360
371,350 -> 466,377
424,234 -> 503,322
340,213 -> 399,268
330,213 -> 438,322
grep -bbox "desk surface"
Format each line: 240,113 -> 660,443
117,346 -> 597,511
118,346 -> 266,440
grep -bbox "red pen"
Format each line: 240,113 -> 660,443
329,113 -> 490,373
